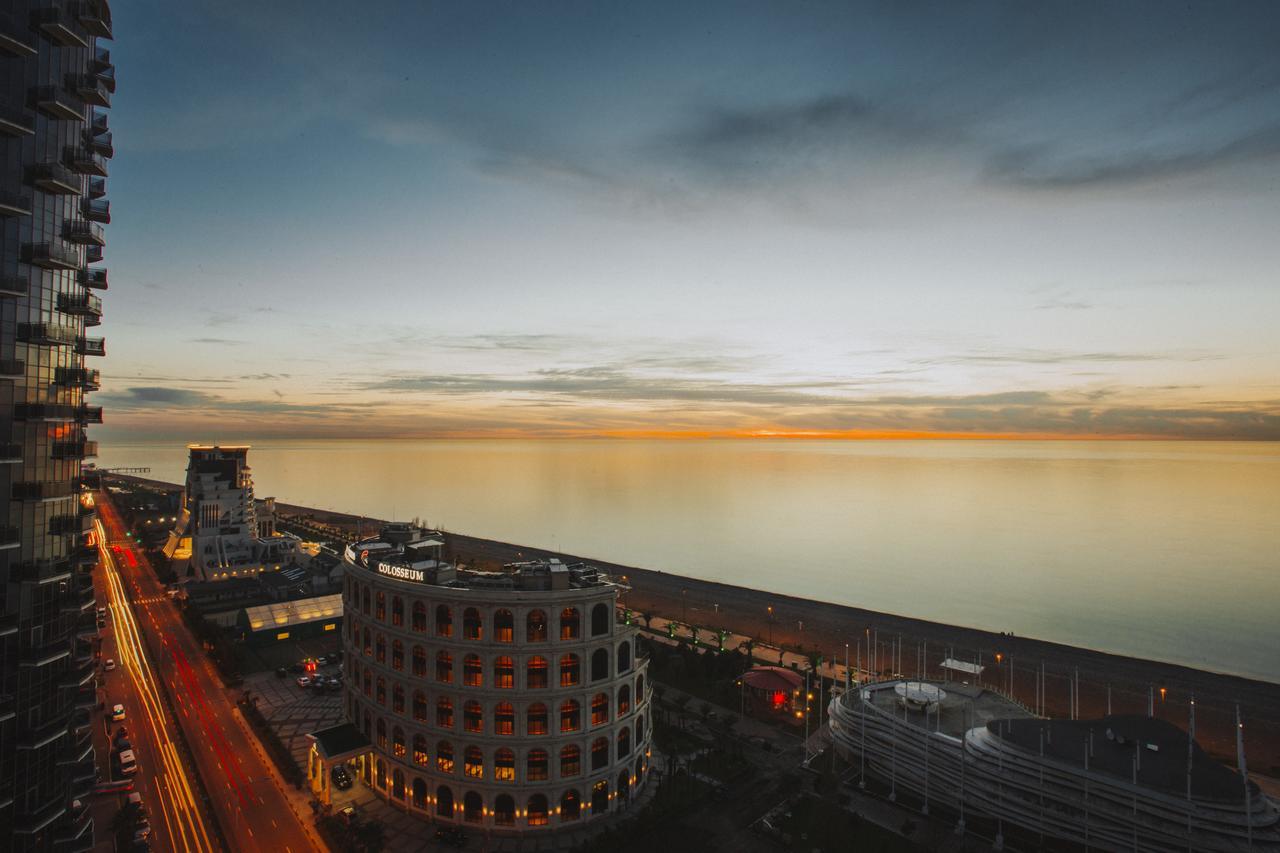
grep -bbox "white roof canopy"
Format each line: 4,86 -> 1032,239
940,657 -> 984,676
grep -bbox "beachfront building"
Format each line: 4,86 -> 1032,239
311,523 -> 652,835
0,3 -> 114,849
828,679 -> 1280,851
163,445 -> 297,581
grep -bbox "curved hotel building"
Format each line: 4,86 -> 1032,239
829,679 -> 1280,852
321,524 -> 652,834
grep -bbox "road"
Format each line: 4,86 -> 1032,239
95,491 -> 321,853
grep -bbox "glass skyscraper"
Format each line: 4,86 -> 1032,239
0,2 -> 112,849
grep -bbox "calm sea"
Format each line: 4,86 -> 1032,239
96,440 -> 1280,682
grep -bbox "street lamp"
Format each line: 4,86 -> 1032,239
767,606 -> 774,645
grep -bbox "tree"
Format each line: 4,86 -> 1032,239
642,611 -> 654,630
716,629 -> 729,652
739,638 -> 756,668
689,625 -> 700,646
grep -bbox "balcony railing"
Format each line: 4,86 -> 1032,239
82,198 -> 110,223
0,106 -> 34,138
0,29 -> 37,58
86,245 -> 103,264
31,7 -> 89,49
88,129 -> 113,158
63,220 -> 105,247
13,480 -> 78,502
25,242 -> 80,271
58,293 -> 103,320
76,0 -> 112,39
30,163 -> 82,195
55,367 -> 101,389
15,403 -> 77,421
64,147 -> 107,178
31,86 -> 83,121
0,190 -> 31,218
0,277 -> 27,297
0,359 -> 23,377
76,406 -> 103,424
0,444 -> 21,464
0,525 -> 18,550
76,337 -> 106,357
93,51 -> 115,93
79,269 -> 108,290
49,513 -> 89,534
18,323 -> 78,347
68,74 -> 110,108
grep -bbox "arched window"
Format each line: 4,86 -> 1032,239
362,627 -> 371,656
363,710 -> 371,736
391,595 -> 404,627
494,609 -> 514,643
636,673 -> 644,700
412,776 -> 427,808
412,601 -> 427,632
436,697 -> 454,728
591,692 -> 609,726
527,794 -> 549,826
463,607 -> 482,641
392,683 -> 405,714
591,648 -> 609,681
413,734 -> 428,766
437,741 -> 454,774
392,726 -> 406,758
559,699 -> 580,733
560,789 -> 580,821
375,591 -> 385,621
527,656 -> 548,689
436,785 -> 454,817
376,677 -> 386,706
362,670 -> 372,697
376,718 -> 387,748
527,748 -> 548,781
591,602 -> 609,636
464,701 -> 483,733
636,714 -> 644,740
375,634 -> 386,664
494,656 -> 514,688
435,604 -> 452,638
560,745 -> 580,777
463,654 -> 482,687
376,759 -> 385,789
494,793 -> 515,825
412,645 -> 426,677
527,609 -> 548,642
464,746 -> 483,779
413,690 -> 427,722
436,651 -> 452,683
559,654 -> 580,688
361,586 -> 370,616
464,790 -> 483,823
495,748 -> 515,782
591,779 -> 608,815
495,702 -> 515,736
560,607 -> 580,641
617,684 -> 631,716
617,726 -> 631,758
526,703 -> 548,736
591,737 -> 609,770
391,640 -> 404,671
617,640 -> 631,673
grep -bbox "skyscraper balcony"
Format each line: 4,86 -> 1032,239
86,244 -> 103,264
0,106 -> 34,137
76,337 -> 106,357
0,29 -> 38,58
82,198 -> 110,223
67,74 -> 110,108
88,176 -> 106,199
76,406 -> 103,424
30,163 -> 83,195
65,147 -> 108,177
0,276 -> 28,297
58,293 -> 103,323
63,220 -> 105,247
30,7 -> 89,49
12,481 -> 79,502
92,47 -> 115,90
0,190 -> 32,217
31,86 -> 84,121
55,367 -> 101,390
24,242 -> 81,271
49,513 -> 91,534
88,129 -> 113,158
52,440 -> 99,460
76,0 -> 112,39
17,323 -> 78,347
0,445 -> 21,465
15,403 -> 78,421
0,525 -> 18,550
80,268 -> 108,289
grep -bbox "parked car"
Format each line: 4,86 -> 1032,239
104,659 -> 116,672
295,676 -> 312,688
110,704 -> 126,722
116,750 -> 137,776
316,655 -> 329,666
124,792 -> 144,812
114,739 -> 132,753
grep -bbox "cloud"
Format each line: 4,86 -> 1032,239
191,337 -> 243,345
913,349 -> 1221,367
95,386 -> 364,419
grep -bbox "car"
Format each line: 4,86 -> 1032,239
133,825 -> 152,842
114,739 -> 133,753
326,680 -> 343,692
97,607 -> 107,618
116,749 -> 137,776
435,827 -> 467,848
125,792 -> 144,811
312,675 -> 327,687
114,726 -> 129,740
316,655 -> 329,666
110,704 -> 126,722
295,676 -> 312,688
104,659 -> 116,672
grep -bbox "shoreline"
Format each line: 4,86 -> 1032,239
110,474 -> 1280,776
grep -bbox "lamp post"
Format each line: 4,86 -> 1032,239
767,606 -> 774,645
681,589 -> 687,624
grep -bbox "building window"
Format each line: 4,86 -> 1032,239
495,702 -> 515,735
391,595 -> 404,627
560,699 -> 580,733
393,727 -> 406,758
393,683 -> 405,714
591,648 -> 609,681
560,607 -> 580,641
591,602 -> 609,636
414,691 -> 428,722
527,656 -> 548,689
276,631 -> 289,640
392,640 -> 404,671
559,654 -> 580,688
375,635 -> 386,664
495,749 -> 515,783
527,703 -> 548,736
494,656 -> 514,688
412,601 -> 427,632
560,745 -> 580,777
376,677 -> 386,706
413,735 -> 429,767
494,609 -> 514,643
464,746 -> 484,779
376,591 -> 386,621
494,793 -> 515,825
617,685 -> 631,716
527,794 -> 549,826
464,701 -> 483,734
376,718 -> 387,749
437,785 -> 454,817
362,627 -> 371,656
617,640 -> 631,673
436,651 -> 452,683
464,790 -> 483,823
591,693 -> 608,726
560,789 -> 580,821
436,697 -> 454,728
436,604 -> 452,638
527,749 -> 548,781
527,609 -> 547,642
363,671 -> 372,697
463,654 -> 482,687
591,737 -> 609,770
412,645 -> 426,677
361,586 -> 370,616
463,607 -> 482,641
617,726 -> 631,758
437,741 -> 454,774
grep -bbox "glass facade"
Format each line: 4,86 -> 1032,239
1,2 -> 112,850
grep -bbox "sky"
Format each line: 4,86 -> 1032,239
93,0 -> 1280,441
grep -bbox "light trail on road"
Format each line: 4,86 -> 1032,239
98,521 -> 218,853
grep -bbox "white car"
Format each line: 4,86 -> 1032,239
117,749 -> 137,776
110,704 -> 126,722
296,676 -> 312,688
103,659 -> 116,672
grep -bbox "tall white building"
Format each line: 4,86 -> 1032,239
165,445 -> 296,581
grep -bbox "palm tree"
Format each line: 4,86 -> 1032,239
716,629 -> 729,652
642,611 -> 654,631
739,638 -> 756,668
689,625 -> 700,647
